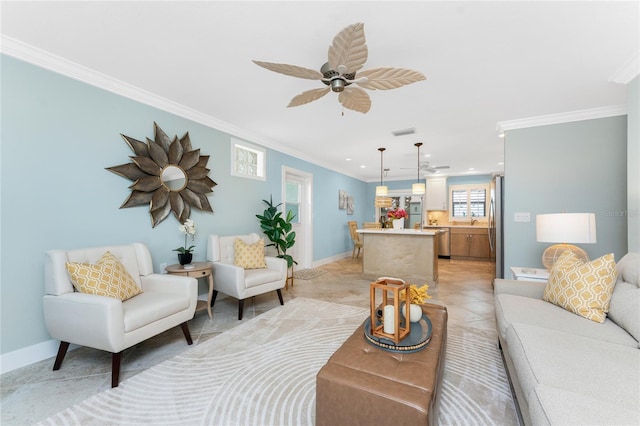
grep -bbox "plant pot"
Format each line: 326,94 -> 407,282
402,303 -> 423,322
178,253 -> 192,265
393,219 -> 405,229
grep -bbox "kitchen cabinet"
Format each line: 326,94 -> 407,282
450,227 -> 491,259
426,178 -> 447,211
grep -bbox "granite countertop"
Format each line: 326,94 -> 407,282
357,228 -> 439,235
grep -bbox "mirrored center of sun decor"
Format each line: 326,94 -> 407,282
106,122 -> 217,227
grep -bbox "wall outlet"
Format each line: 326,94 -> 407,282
160,263 -> 168,274
514,212 -> 531,223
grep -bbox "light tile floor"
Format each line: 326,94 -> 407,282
1,257 -> 497,425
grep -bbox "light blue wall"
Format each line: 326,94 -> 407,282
446,174 -> 492,186
0,55 -> 367,354
504,116 -> 628,274
269,150 -> 368,260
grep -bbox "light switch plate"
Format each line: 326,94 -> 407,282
514,212 -> 531,222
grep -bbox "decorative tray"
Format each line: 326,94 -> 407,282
363,313 -> 432,353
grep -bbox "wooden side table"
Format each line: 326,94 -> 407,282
166,262 -> 214,319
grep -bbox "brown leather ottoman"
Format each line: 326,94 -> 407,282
316,302 -> 447,426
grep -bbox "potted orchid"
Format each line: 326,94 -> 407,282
173,219 -> 196,265
387,208 -> 408,229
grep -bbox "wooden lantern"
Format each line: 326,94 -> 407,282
369,277 -> 411,344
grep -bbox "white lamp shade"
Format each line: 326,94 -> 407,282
376,185 -> 388,196
536,213 -> 597,244
412,183 -> 425,195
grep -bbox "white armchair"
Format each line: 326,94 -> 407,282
43,242 -> 197,387
207,234 -> 286,320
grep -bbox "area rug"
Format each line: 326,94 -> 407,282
439,324 -> 518,425
292,268 -> 327,280
37,298 -> 516,425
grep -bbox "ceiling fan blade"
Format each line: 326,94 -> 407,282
252,60 -> 323,80
327,23 -> 368,75
338,87 -> 371,114
287,87 -> 330,107
426,166 -> 450,173
355,67 -> 426,90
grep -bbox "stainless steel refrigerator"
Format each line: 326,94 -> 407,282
489,174 -> 504,278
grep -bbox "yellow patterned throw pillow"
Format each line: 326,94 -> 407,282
543,251 -> 617,323
234,238 -> 267,269
66,251 -> 142,301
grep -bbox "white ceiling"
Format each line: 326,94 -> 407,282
1,1 -> 638,182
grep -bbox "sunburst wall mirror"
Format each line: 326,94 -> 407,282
107,122 -> 217,227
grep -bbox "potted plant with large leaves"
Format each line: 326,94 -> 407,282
256,196 -> 297,286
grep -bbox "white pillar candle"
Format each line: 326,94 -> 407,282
383,305 -> 395,334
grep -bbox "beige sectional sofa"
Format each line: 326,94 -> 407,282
494,253 -> 640,425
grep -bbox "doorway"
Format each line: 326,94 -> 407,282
282,167 -> 313,269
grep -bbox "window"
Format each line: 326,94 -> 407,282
449,184 -> 490,221
231,139 -> 266,181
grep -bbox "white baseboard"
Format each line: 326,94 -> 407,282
311,251 -> 351,268
0,339 -> 76,374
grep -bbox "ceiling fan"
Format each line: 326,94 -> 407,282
402,162 -> 450,174
253,23 -> 426,114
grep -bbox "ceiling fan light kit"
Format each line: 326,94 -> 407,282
253,22 -> 426,114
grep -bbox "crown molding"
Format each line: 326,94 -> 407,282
0,35 -> 365,181
609,51 -> 640,84
496,104 -> 628,134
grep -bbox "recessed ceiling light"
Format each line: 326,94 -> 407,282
423,154 -> 431,158
360,165 -> 366,168
468,168 -> 475,171
345,158 -> 352,161
498,162 -> 504,165
498,132 -> 505,138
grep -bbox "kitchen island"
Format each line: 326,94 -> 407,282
357,228 -> 440,285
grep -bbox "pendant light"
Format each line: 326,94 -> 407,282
376,148 -> 388,196
375,147 -> 392,208
412,142 -> 426,195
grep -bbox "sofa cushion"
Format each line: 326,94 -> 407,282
66,251 -> 142,301
234,238 -> 267,269
543,252 -> 617,323
495,293 -> 637,348
122,291 -> 190,332
506,323 -> 639,414
608,253 -> 640,343
244,268 -> 283,289
529,384 -> 640,426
